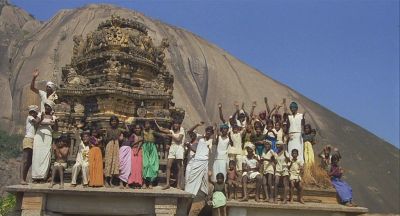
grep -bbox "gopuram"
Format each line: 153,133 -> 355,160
5,15 -> 369,216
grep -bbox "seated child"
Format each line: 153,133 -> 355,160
241,146 -> 263,202
208,173 -> 227,216
274,141 -> 290,204
226,160 -> 238,200
319,145 -> 332,172
329,154 -> 355,207
261,141 -> 276,202
289,149 -> 304,204
49,135 -> 70,189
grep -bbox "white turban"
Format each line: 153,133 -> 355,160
28,105 -> 39,112
44,100 -> 55,109
46,81 -> 57,90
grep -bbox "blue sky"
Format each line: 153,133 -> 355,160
11,0 -> 400,147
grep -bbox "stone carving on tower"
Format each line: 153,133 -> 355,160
55,15 -> 184,132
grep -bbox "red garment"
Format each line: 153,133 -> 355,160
128,145 -> 143,185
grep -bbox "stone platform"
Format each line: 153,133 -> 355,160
227,200 -> 368,216
6,184 -> 192,216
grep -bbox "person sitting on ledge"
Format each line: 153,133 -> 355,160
71,131 -> 90,188
241,145 -> 263,202
329,153 -> 356,207
49,135 -> 70,189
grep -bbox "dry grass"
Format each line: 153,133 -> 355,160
303,163 -> 332,189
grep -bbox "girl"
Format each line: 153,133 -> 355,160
329,154 -> 355,207
264,120 -> 278,153
303,124 -> 316,166
208,173 -> 227,216
261,141 -> 275,202
88,132 -> 104,187
32,100 -> 57,183
119,131 -> 132,189
142,121 -> 159,188
128,124 -> 144,188
104,116 -> 123,187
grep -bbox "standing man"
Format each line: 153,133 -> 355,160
156,120 -> 185,190
30,69 -> 58,112
287,102 -> 305,162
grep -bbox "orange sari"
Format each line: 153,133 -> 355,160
89,146 -> 104,187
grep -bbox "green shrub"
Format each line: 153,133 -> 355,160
0,194 -> 16,216
0,130 -> 23,159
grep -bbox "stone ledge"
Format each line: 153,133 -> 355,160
227,200 -> 368,214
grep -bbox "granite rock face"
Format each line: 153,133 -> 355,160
0,4 -> 398,213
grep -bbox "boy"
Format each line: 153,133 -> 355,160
289,149 -> 304,204
261,141 -> 275,202
156,120 -> 185,190
228,124 -> 244,172
71,131 -> 90,187
226,160 -> 238,200
241,146 -> 263,202
20,105 -> 40,185
274,141 -> 290,204
49,135 -> 70,189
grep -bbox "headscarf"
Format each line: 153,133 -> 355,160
44,99 -> 55,110
46,81 -> 57,91
219,123 -> 229,130
28,105 -> 39,113
289,102 -> 298,109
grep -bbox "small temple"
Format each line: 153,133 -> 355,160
5,15 -> 368,216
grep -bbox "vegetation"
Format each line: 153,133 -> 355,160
0,194 -> 15,216
0,130 -> 22,159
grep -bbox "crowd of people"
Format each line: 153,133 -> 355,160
20,70 -> 355,215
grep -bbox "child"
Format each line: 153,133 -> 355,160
104,116 -> 123,187
20,105 -> 40,185
88,132 -> 104,187
71,131 -> 90,187
128,124 -> 144,188
261,141 -> 275,202
289,149 -> 304,204
208,173 -> 227,216
274,141 -> 290,204
303,124 -> 316,166
49,135 -> 70,189
119,131 -> 132,189
251,125 -> 267,157
329,154 -> 354,207
241,146 -> 263,202
273,121 -> 284,143
264,120 -> 278,152
226,160 -> 238,200
142,120 -> 160,188
228,124 -> 244,172
319,145 -> 332,172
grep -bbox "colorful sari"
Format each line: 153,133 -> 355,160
142,130 -> 159,182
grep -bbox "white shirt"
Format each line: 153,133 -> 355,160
243,156 -> 258,169
216,136 -> 230,160
39,90 -> 47,113
288,113 -> 303,133
194,138 -> 212,160
25,116 -> 36,138
75,141 -> 90,166
230,132 -> 243,154
170,127 -> 185,145
273,128 -> 283,142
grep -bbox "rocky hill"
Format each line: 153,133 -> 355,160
0,3 -> 398,213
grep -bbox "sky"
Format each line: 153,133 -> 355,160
11,0 -> 400,147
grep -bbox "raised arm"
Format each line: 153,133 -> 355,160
188,121 -> 204,134
218,103 -> 226,124
249,101 -> 257,120
154,120 -> 171,134
30,69 -> 40,94
264,97 -> 271,114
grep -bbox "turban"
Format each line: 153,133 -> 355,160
289,102 -> 298,109
28,105 -> 39,112
46,81 -> 57,90
239,109 -> 245,114
244,142 -> 255,150
44,99 -> 55,109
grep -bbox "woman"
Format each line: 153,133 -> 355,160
89,131 -> 104,187
141,121 -> 159,188
128,125 -> 144,188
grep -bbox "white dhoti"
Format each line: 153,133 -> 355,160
212,159 -> 227,182
32,130 -> 52,179
288,132 -> 304,162
185,159 -> 208,196
71,163 -> 89,185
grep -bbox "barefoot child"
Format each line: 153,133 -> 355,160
261,141 -> 275,202
20,105 -> 40,185
289,149 -> 304,204
88,133 -> 104,187
142,121 -> 160,188
119,131 -> 132,189
241,146 -> 263,202
274,141 -> 290,204
49,135 -> 70,189
104,116 -> 123,187
226,160 -> 238,200
128,124 -> 144,188
208,173 -> 227,216
329,154 -> 354,207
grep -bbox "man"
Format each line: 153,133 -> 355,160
30,69 -> 58,112
185,126 -> 214,214
286,102 -> 305,162
71,131 -> 90,187
156,120 -> 185,190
